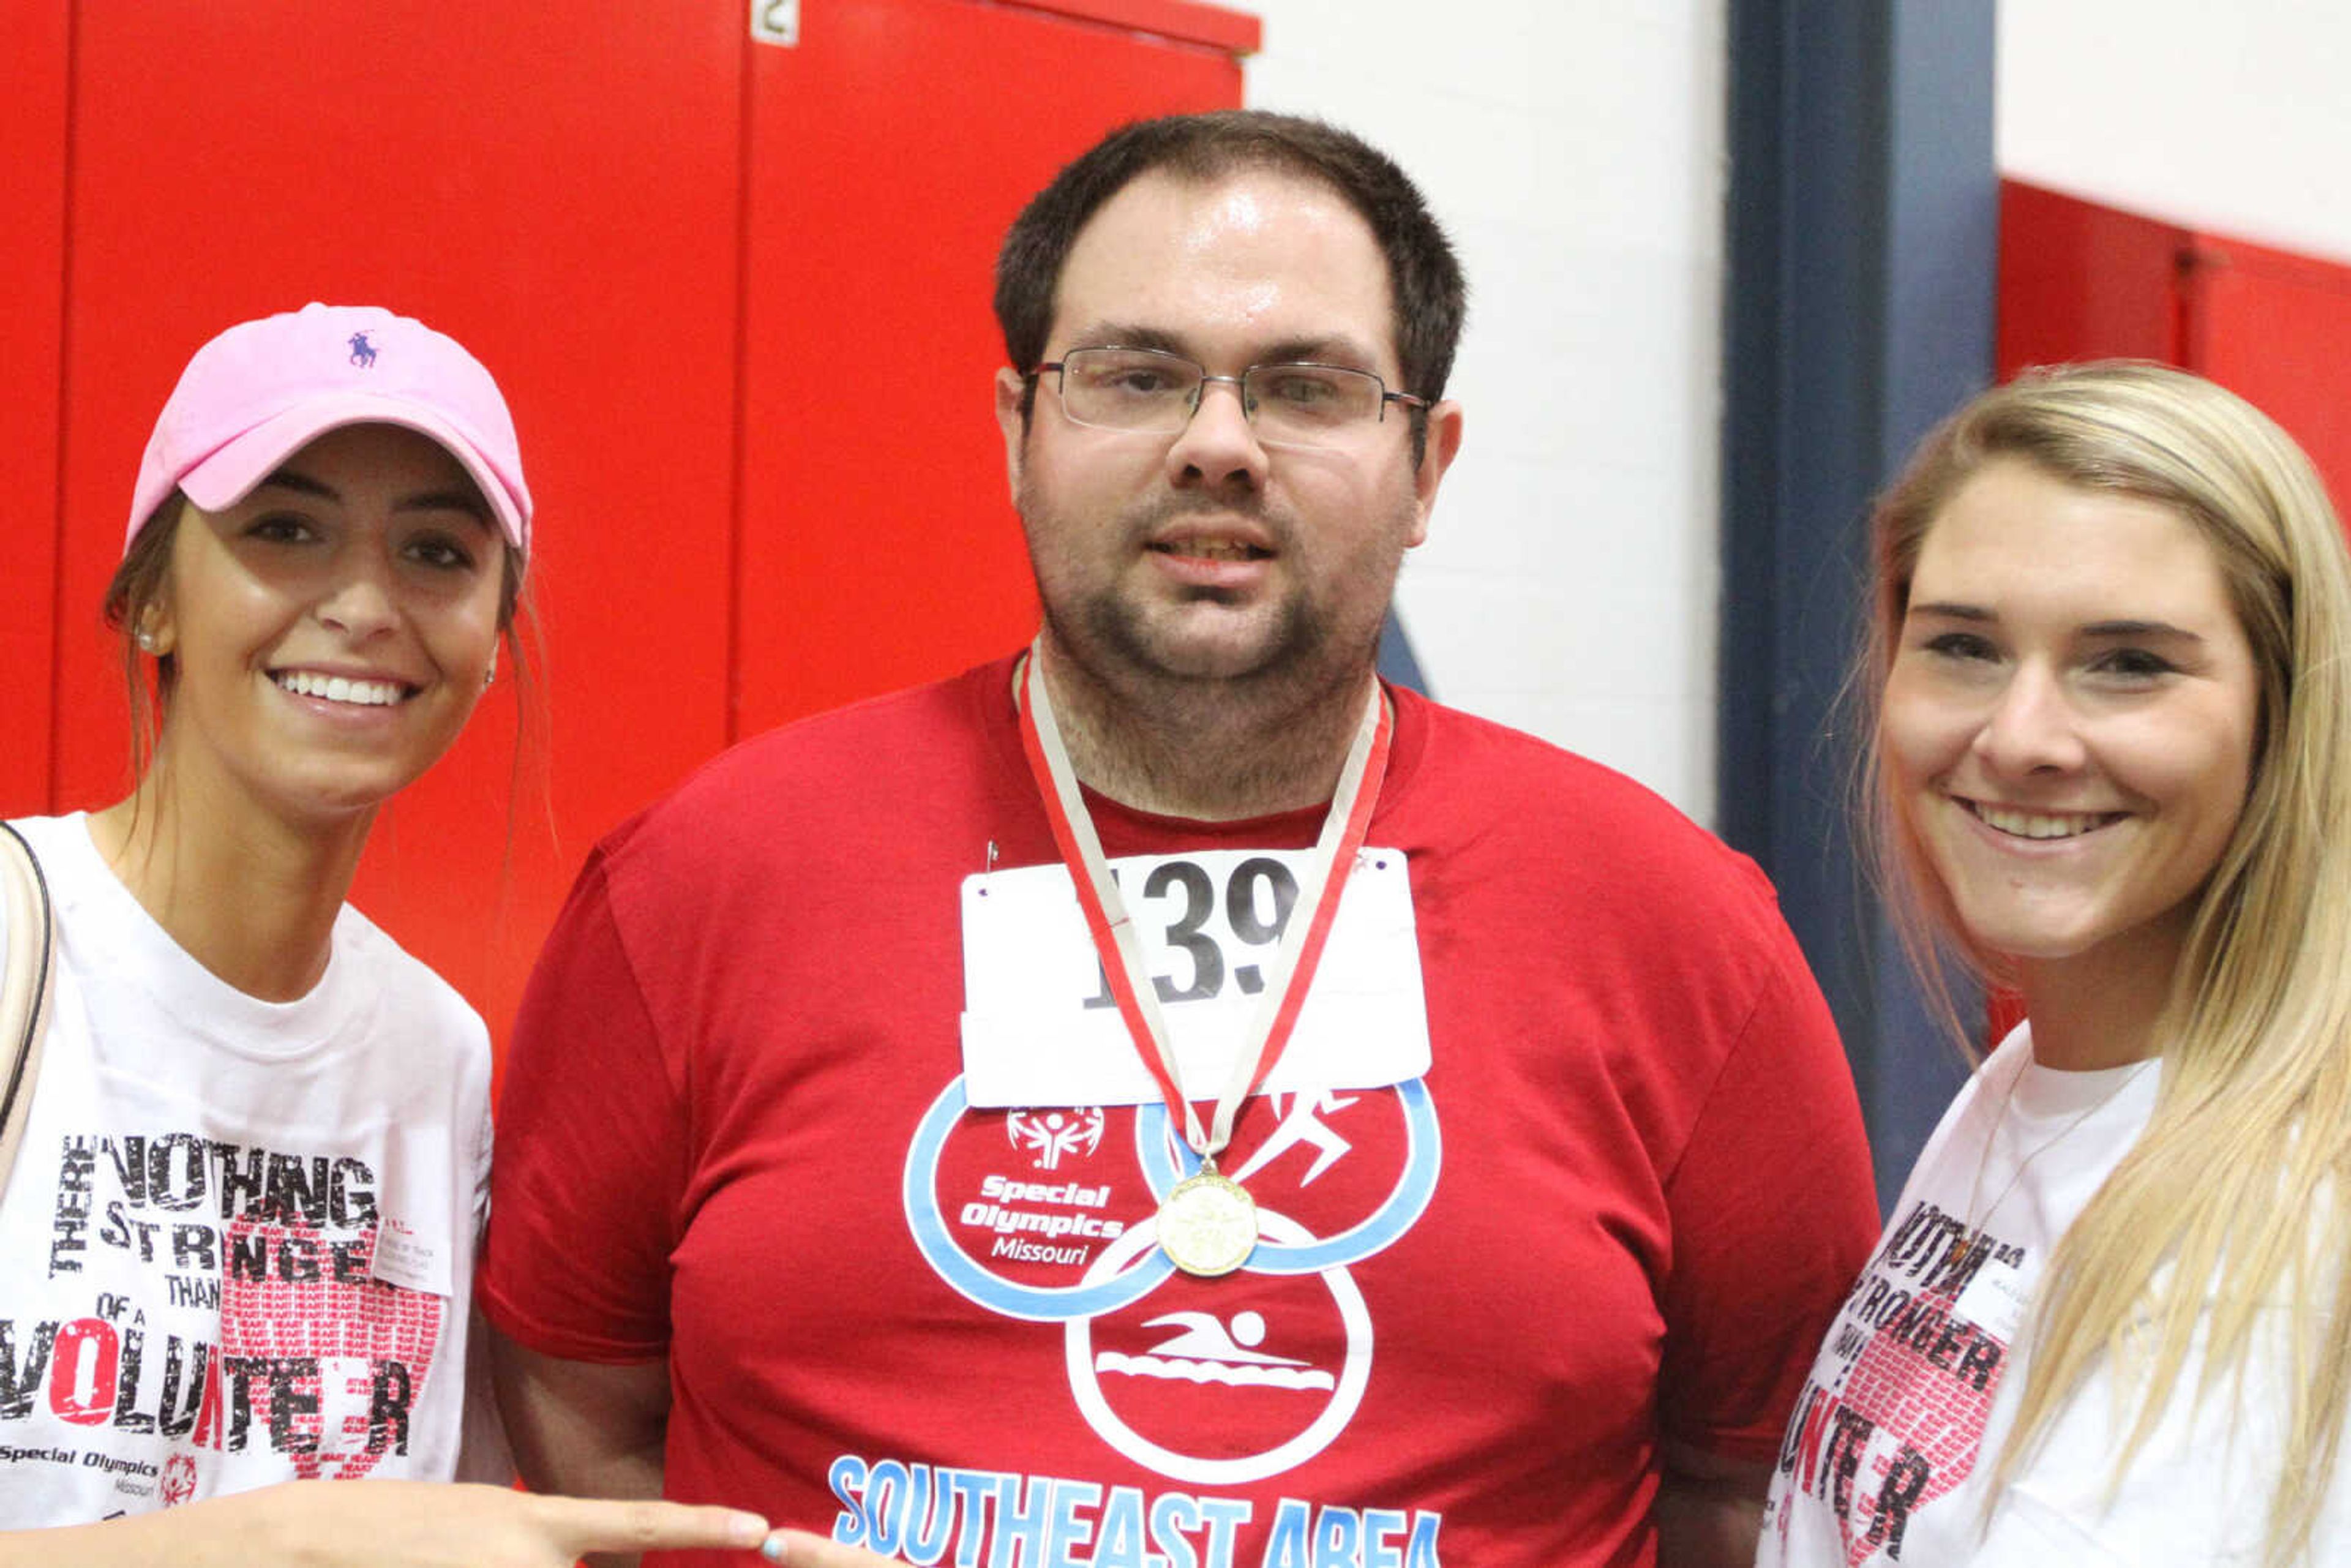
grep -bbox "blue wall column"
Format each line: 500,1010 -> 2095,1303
1718,0 -> 1997,1209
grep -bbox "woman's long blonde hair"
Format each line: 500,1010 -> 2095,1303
1865,361 -> 2351,1564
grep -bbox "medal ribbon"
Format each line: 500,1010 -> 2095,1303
1015,643 -> 1393,1163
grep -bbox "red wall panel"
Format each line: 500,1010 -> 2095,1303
2189,242 -> 2351,507
0,0 -> 71,815
999,0 -> 1259,51
1997,180 -> 2186,377
1998,178 -> 2351,511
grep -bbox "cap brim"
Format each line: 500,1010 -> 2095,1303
174,392 -> 528,551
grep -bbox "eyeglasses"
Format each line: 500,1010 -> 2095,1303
1029,347 -> 1427,448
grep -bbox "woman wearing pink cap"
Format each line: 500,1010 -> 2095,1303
0,306 -> 869,1565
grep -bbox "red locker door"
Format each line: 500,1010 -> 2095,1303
1998,178 -> 2351,507
2188,242 -> 2351,507
0,0 -> 72,815
733,0 -> 1256,737
49,4 -> 746,1042
1997,180 -> 2187,375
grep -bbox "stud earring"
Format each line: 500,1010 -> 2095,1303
137,629 -> 159,653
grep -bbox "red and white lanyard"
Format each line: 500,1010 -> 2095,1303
1014,643 -> 1393,1168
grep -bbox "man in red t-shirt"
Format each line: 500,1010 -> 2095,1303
482,110 -> 1878,1568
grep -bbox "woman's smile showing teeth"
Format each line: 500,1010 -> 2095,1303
1964,801 -> 2120,841
272,669 -> 413,707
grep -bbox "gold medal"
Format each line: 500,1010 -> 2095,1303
1155,1161 -> 1259,1278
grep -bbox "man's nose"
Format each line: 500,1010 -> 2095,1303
1164,375 -> 1269,491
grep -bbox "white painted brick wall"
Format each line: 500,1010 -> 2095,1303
1245,1 -> 1730,823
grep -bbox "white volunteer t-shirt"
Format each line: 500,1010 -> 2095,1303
1761,1022 -> 2351,1566
0,814 -> 493,1523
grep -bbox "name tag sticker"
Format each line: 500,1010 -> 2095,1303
1955,1250 -> 2034,1343
368,1127 -> 458,1296
369,1214 -> 446,1296
961,846 -> 1429,1108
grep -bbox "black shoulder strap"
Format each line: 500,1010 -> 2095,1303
0,819 -> 57,1190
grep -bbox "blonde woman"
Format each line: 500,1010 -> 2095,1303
1759,362 -> 2351,1566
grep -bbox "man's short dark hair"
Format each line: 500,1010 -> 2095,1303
996,110 -> 1468,439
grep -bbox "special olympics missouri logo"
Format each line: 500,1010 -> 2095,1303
903,1076 -> 1441,1484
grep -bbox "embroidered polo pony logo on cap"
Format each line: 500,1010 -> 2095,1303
347,331 -> 378,369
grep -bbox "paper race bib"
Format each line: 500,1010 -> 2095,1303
961,847 -> 1428,1108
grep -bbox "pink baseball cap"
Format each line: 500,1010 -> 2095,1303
127,302 -> 532,553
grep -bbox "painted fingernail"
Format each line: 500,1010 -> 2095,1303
761,1532 -> 787,1562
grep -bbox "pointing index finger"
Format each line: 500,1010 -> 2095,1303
545,1496 -> 774,1555
760,1527 -> 906,1566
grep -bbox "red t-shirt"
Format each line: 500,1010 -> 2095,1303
481,656 -> 1877,1567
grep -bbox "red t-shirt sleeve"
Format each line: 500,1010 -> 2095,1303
478,842 -> 684,1363
1653,913 -> 1879,1465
